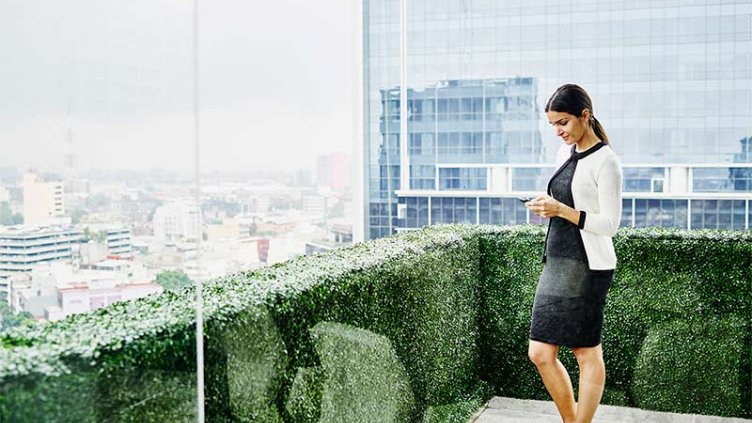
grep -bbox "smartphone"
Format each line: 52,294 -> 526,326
517,196 -> 534,203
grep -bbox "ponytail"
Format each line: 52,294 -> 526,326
591,116 -> 609,145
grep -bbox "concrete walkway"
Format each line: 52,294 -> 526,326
469,397 -> 752,423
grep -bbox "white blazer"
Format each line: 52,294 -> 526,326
549,142 -> 623,270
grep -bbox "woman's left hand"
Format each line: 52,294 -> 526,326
525,195 -> 562,219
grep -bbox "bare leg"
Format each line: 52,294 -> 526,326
528,340 -> 577,423
572,344 -> 606,423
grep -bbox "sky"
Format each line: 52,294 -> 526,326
0,0 -> 355,174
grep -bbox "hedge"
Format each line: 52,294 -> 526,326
311,321 -> 415,423
477,225 -> 752,418
633,316 -> 747,416
285,366 -> 324,423
0,225 -> 749,421
0,226 -> 484,422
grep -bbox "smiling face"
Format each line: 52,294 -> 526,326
546,110 -> 590,145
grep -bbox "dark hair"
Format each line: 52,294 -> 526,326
545,84 -> 609,145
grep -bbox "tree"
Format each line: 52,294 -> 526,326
0,301 -> 34,332
155,270 -> 193,291
70,208 -> 86,225
0,202 -> 22,226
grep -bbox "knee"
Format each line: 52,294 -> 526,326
573,346 -> 604,367
528,347 -> 557,367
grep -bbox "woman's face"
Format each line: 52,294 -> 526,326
546,110 -> 589,145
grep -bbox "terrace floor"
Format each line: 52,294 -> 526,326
470,397 -> 752,423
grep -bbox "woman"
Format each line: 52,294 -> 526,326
525,84 -> 622,423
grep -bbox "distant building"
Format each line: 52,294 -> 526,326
12,260 -> 159,321
7,273 -> 32,313
205,217 -> 253,242
105,227 -> 132,257
302,194 -> 326,217
153,202 -> 201,243
141,242 -> 196,273
293,169 -> 314,187
80,224 -> 133,259
0,186 -> 10,203
317,153 -> 350,192
48,281 -> 161,321
247,197 -> 271,214
305,222 -> 353,255
22,173 -> 65,226
79,242 -> 110,267
0,225 -> 83,304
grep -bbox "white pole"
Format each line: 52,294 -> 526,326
193,0 -> 205,421
351,0 -> 364,242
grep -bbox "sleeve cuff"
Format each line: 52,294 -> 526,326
578,211 -> 587,230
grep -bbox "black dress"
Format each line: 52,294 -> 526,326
529,144 -> 614,348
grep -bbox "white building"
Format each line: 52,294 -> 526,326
12,259 -> 159,321
302,194 -> 326,217
81,224 -> 133,258
0,186 -> 10,203
153,202 -> 202,244
49,280 -> 162,321
205,217 -> 256,242
22,173 -> 65,226
0,225 -> 82,304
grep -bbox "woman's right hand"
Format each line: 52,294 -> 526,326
526,195 -> 562,219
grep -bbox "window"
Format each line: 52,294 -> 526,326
430,197 -> 477,224
513,168 -> 548,191
623,168 -> 665,193
439,168 -> 487,190
691,200 -> 747,230
408,132 -> 435,156
410,165 -> 435,189
635,199 -> 688,229
693,167 -> 752,193
402,197 -> 430,228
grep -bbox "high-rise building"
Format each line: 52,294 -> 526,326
361,0 -> 752,240
22,173 -> 65,226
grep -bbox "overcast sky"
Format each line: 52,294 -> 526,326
0,0 -> 355,174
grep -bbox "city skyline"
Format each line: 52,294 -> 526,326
0,0 -> 356,173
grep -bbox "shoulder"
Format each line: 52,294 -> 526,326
601,145 -> 621,167
595,145 -> 622,176
587,144 -> 619,163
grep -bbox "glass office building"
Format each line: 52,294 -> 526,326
363,0 -> 752,239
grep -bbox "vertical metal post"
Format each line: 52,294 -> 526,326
193,1 -> 205,421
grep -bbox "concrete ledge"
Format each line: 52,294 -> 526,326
472,397 -> 752,423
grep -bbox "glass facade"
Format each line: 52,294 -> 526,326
439,168 -> 487,190
623,167 -> 666,193
364,0 -> 752,238
691,199 -> 748,230
693,166 -> 752,192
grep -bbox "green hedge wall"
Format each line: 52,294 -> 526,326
632,316 -> 747,416
1,225 -> 750,421
0,226 -> 486,422
311,321 -> 415,422
478,225 -> 752,419
285,365 -> 324,423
